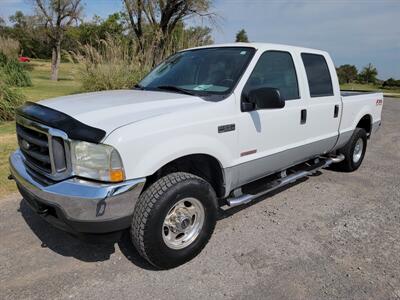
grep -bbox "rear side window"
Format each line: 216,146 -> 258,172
301,53 -> 333,97
243,51 -> 299,100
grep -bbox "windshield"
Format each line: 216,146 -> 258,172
138,47 -> 256,97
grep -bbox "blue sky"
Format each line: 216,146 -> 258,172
1,0 -> 399,79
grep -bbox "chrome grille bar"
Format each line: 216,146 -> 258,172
15,115 -> 72,181
16,125 -> 49,148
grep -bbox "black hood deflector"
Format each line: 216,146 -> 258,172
17,101 -> 106,143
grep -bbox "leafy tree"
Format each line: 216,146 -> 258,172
336,64 -> 358,84
358,63 -> 378,84
7,11 -> 49,58
185,26 -> 213,46
9,11 -> 28,28
33,0 -> 83,81
235,29 -> 249,42
382,78 -> 400,88
65,13 -> 125,48
169,22 -> 213,52
123,0 -> 215,65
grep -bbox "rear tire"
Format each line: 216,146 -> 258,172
130,172 -> 218,269
336,128 -> 367,172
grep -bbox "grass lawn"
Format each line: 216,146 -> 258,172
341,83 -> 400,97
0,59 -> 81,196
17,59 -> 81,101
0,122 -> 18,195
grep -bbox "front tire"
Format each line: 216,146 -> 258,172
130,172 -> 218,269
336,128 -> 367,172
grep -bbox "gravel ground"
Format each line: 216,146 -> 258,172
1,98 -> 399,300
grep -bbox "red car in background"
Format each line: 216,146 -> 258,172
18,57 -> 30,62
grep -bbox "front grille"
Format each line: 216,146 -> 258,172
16,116 -> 71,181
17,124 -> 52,173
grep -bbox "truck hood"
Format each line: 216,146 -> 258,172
39,89 -> 208,135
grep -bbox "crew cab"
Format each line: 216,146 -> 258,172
9,43 -> 383,269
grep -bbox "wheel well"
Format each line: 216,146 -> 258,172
144,154 -> 225,198
356,115 -> 372,136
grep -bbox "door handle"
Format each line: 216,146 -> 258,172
334,105 -> 339,118
300,109 -> 307,124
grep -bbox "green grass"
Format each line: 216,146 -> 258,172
341,83 -> 400,97
0,122 -> 17,195
17,59 -> 81,101
1,59 -> 81,196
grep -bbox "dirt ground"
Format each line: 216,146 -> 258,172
1,98 -> 399,300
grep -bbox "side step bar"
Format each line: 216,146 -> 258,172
226,154 -> 345,207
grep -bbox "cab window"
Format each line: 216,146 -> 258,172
301,53 -> 334,97
243,51 -> 300,101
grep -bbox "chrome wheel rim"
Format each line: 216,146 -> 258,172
162,198 -> 205,250
353,138 -> 364,163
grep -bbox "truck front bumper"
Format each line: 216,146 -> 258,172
9,150 -> 146,235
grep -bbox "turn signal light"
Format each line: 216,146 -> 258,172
109,169 -> 124,182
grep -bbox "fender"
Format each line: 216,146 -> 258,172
352,109 -> 373,132
105,123 -> 236,180
340,98 -> 375,134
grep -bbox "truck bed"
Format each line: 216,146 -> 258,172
341,91 -> 378,97
339,91 -> 383,137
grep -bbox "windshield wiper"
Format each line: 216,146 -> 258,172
156,85 -> 197,96
133,83 -> 145,90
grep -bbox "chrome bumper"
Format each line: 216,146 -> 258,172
10,150 -> 145,234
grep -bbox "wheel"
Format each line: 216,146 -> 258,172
130,172 -> 218,269
336,128 -> 367,172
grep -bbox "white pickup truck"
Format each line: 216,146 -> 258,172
9,43 -> 383,269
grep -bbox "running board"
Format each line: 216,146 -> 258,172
226,154 -> 345,207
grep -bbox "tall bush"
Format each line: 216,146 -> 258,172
68,24 -> 213,92
0,52 -> 32,87
0,36 -> 20,58
67,35 -> 151,91
0,78 -> 25,121
0,39 -> 29,120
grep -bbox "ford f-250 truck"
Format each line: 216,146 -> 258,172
9,43 -> 383,269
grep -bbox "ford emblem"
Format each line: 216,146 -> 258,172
21,139 -> 31,150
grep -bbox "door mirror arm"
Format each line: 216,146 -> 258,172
241,94 -> 256,112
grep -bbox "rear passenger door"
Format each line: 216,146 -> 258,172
300,53 -> 341,154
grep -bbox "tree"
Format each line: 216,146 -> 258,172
336,64 -> 358,84
382,78 -> 400,88
123,0 -> 215,65
185,26 -> 213,46
33,0 -> 83,81
235,29 -> 248,42
65,13 -> 125,48
359,63 -> 378,84
168,22 -> 213,52
7,11 -> 46,58
9,11 -> 28,28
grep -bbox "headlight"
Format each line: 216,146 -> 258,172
71,141 -> 125,182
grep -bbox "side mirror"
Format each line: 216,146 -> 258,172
242,87 -> 285,111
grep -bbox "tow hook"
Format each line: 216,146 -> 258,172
8,174 -> 14,181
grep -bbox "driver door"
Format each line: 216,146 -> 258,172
236,50 -> 309,186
